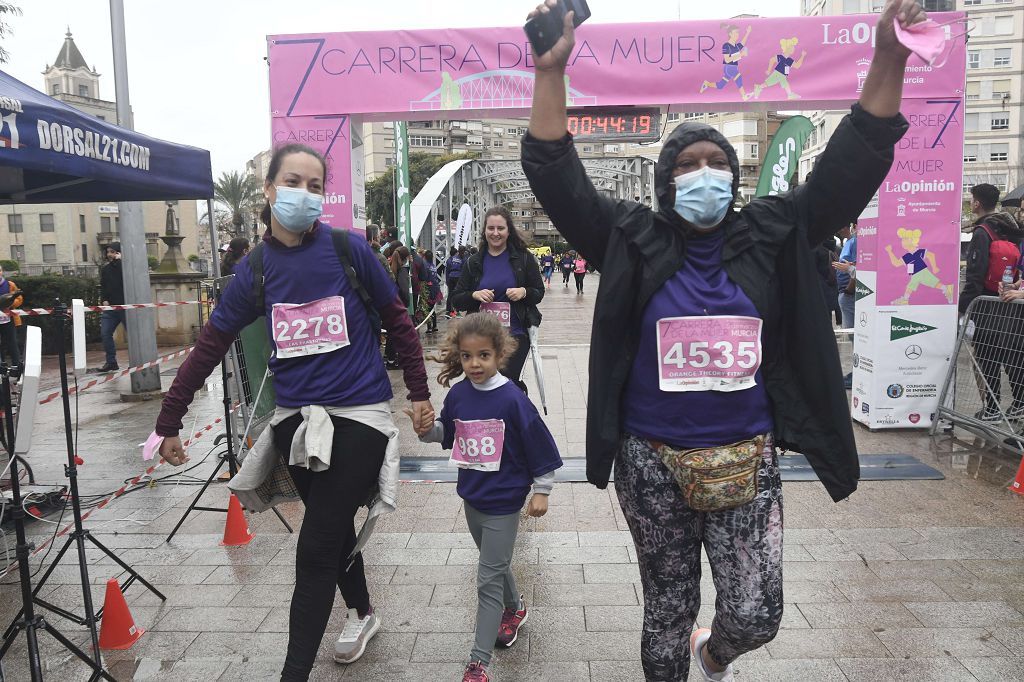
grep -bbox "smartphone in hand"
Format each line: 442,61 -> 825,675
524,0 -> 592,57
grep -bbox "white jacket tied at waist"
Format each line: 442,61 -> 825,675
228,403 -> 400,558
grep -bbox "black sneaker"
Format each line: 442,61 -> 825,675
975,408 -> 1002,423
95,362 -> 119,373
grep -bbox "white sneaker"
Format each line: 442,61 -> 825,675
334,608 -> 380,664
689,628 -> 734,682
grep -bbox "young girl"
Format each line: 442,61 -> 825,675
412,313 -> 562,682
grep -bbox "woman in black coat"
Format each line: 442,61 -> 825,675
450,206 -> 544,393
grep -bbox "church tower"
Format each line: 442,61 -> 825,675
42,29 -> 116,121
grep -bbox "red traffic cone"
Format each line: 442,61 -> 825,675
1010,455 -> 1024,496
221,493 -> 254,546
98,578 -> 144,650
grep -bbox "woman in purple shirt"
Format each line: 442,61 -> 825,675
153,144 -> 435,680
523,0 -> 925,679
450,207 -> 545,394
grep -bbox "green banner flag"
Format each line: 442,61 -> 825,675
394,121 -> 413,311
754,115 -> 814,198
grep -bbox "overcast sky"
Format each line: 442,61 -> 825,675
3,0 -> 799,179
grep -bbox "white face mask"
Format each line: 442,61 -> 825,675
271,186 -> 323,233
672,167 -> 734,229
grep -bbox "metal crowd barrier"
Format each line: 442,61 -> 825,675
932,295 -> 1024,448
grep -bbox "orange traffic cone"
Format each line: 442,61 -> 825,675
1010,455 -> 1024,496
98,578 -> 144,650
221,493 -> 254,546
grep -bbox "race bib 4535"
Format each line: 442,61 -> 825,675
655,315 -> 763,392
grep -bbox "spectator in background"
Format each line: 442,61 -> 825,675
0,265 -> 24,371
421,250 -> 443,334
445,246 -> 465,318
832,224 -> 858,389
814,237 -> 840,326
960,183 -> 1024,421
834,223 -> 857,329
96,242 -> 125,373
220,237 -> 251,277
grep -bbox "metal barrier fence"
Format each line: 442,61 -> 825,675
932,295 -> 1024,448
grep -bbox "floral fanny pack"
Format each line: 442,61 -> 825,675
652,435 -> 766,512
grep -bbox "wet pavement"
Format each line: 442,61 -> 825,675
0,273 -> 1022,681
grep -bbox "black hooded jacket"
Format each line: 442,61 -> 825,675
959,211 -> 1024,315
522,104 -> 908,502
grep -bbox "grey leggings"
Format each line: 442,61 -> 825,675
464,503 -> 521,665
614,435 -> 784,681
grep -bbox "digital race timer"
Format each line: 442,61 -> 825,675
566,107 -> 662,143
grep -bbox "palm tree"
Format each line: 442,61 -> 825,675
213,170 -> 262,239
0,3 -> 22,64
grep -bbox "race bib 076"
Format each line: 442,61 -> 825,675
480,301 -> 512,327
655,315 -> 763,392
271,295 -> 350,359
450,418 -> 505,471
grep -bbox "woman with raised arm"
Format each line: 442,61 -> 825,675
521,1 -> 923,679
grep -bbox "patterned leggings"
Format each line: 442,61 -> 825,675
614,435 -> 784,681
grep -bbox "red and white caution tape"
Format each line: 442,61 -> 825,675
0,404 -> 239,578
11,300 -> 201,317
36,346 -> 194,406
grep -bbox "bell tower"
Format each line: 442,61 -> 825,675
43,28 -> 101,101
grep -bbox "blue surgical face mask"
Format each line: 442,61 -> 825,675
673,166 -> 734,230
271,186 -> 323,233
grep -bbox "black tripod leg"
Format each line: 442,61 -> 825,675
87,535 -> 165,601
164,453 -> 228,543
270,506 -> 293,533
0,618 -> 43,682
2,533 -> 78,639
40,621 -> 115,682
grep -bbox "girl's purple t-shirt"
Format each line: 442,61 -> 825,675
478,250 -> 524,336
439,379 -> 562,515
622,229 -> 774,448
209,225 -> 400,408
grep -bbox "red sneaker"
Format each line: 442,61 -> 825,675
496,595 -> 528,648
463,660 -> 489,682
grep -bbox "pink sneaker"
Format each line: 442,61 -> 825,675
463,660 -> 489,682
496,595 -> 528,648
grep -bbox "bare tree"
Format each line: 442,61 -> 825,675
0,3 -> 21,64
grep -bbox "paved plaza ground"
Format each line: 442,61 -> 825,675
1,273 -> 1023,681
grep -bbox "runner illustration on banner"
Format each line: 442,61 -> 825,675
884,228 -> 956,305
752,38 -> 807,100
700,24 -> 753,101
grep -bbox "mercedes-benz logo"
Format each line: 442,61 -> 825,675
905,344 -> 923,360
859,312 -> 868,327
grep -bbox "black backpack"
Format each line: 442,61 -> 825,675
248,229 -> 382,332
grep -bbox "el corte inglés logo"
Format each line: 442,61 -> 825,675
890,317 -> 937,341
854,280 -> 873,302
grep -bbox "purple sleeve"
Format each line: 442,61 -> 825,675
350,235 -> 401,308
439,400 -> 455,450
349,236 -> 430,401
156,322 -> 236,437
380,297 -> 430,401
522,412 -> 563,478
901,252 -> 914,265
209,257 -> 260,333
